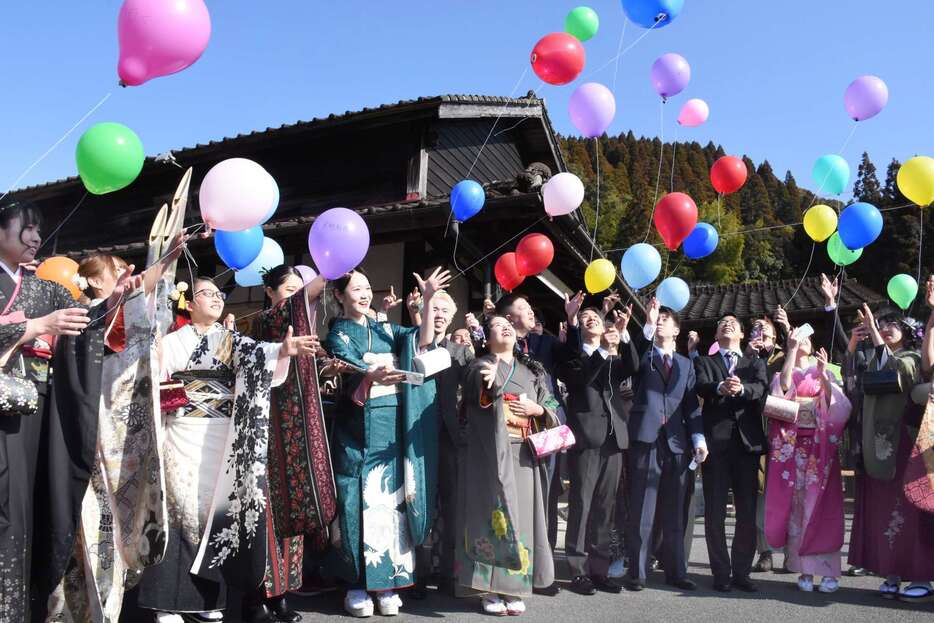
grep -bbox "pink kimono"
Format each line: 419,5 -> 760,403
765,369 -> 851,577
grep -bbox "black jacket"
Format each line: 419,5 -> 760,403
694,351 -> 769,455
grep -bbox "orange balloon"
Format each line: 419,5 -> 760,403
36,256 -> 81,299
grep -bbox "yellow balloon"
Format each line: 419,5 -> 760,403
803,204 -> 838,242
897,155 -> 934,206
584,258 -> 615,294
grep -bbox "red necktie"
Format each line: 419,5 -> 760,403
663,354 -> 672,382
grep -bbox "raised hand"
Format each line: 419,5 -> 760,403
465,312 -> 481,331
480,357 -> 499,390
382,286 -> 403,313
613,303 -> 633,333
646,296 -> 660,327
860,303 -> 876,332
482,297 -> 496,320
106,263 -> 142,310
603,326 -> 621,354
687,330 -> 700,352
815,347 -> 829,374
415,266 -> 452,302
774,305 -> 791,334
820,273 -> 839,307
406,288 -> 422,314
223,313 -> 236,331
602,289 -> 621,316
281,325 -> 318,357
558,321 -> 568,344
926,276 -> 934,309
564,290 -> 585,323
163,231 -> 190,264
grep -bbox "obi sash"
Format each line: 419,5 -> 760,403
175,370 -> 234,418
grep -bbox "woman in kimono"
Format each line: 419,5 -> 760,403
137,276 -> 317,623
456,314 -> 558,616
245,265 -> 337,623
324,267 -> 449,618
847,304 -> 934,601
765,331 -> 850,593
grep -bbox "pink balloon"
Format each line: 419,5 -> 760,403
543,172 -> 585,217
569,83 -> 617,138
117,0 -> 212,86
677,98 -> 709,127
199,159 -> 278,232
295,265 -> 318,286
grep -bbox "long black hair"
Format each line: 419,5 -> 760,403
330,267 -> 369,315
261,264 -> 302,309
0,199 -> 43,246
480,315 -> 545,378
876,308 -> 923,351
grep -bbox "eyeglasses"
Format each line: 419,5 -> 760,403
195,289 -> 227,301
717,319 -> 739,328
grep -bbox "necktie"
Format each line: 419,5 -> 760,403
662,354 -> 672,382
724,350 -> 736,374
517,336 -> 529,354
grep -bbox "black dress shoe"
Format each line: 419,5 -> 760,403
624,577 -> 645,592
241,604 -> 273,623
533,582 -> 561,596
569,575 -> 597,595
268,596 -> 302,623
712,581 -> 733,592
591,576 -> 623,594
666,577 -> 697,591
408,584 -> 428,600
845,566 -> 868,577
753,552 -> 773,573
731,577 -> 759,593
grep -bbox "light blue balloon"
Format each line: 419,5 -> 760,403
234,237 -> 284,287
838,202 -> 882,250
621,243 -> 661,290
683,223 -> 719,259
811,154 -> 850,196
656,276 -> 690,312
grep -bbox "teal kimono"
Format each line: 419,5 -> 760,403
325,317 -> 438,590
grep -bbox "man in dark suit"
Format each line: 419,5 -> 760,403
624,298 -> 707,592
694,312 -> 768,593
558,306 -> 638,595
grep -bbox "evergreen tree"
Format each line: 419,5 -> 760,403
852,152 -> 883,205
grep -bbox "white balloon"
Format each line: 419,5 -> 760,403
543,172 -> 585,217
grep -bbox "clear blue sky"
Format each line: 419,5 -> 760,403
2,1 -> 932,196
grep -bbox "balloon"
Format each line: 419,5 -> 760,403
495,253 -> 525,292
656,277 -> 690,312
677,98 -> 709,127
887,274 -> 918,310
650,53 -> 690,99
543,172 -> 585,217
214,226 -> 263,270
260,170 -> 280,224
199,158 -> 279,231
295,265 -> 317,287
897,156 -> 934,206
530,32 -> 585,86
811,154 -> 850,196
117,0 -> 212,86
683,222 -> 719,259
234,237 -> 284,288
621,243 -> 661,290
308,208 -> 370,279
621,0 -> 684,28
75,122 -> 144,195
844,75 -> 888,122
653,192 -> 698,250
827,232 -> 862,266
515,234 -> 554,277
803,205 -> 838,243
838,202 -> 883,250
565,6 -> 600,41
584,259 -> 615,294
36,256 -> 81,299
569,82 -> 616,138
450,180 -> 485,222
709,156 -> 748,195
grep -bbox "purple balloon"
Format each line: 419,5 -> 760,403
308,208 -> 370,279
569,82 -> 617,138
650,52 -> 690,99
844,75 -> 888,121
295,264 -> 317,286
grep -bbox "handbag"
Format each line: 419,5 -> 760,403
763,394 -> 799,424
526,424 -> 576,459
159,380 -> 189,412
903,385 -> 934,515
862,368 -> 902,395
0,370 -> 38,417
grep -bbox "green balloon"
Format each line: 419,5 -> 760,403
827,232 -> 862,266
75,122 -> 144,195
887,273 -> 918,310
565,6 -> 600,42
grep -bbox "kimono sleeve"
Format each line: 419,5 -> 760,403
464,356 -> 500,409
391,323 -> 419,358
0,319 -> 26,357
324,322 -> 368,396
533,371 -> 561,429
870,347 -> 922,389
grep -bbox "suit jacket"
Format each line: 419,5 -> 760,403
516,330 -> 579,396
557,337 -> 638,450
694,351 -> 769,455
436,338 -> 474,447
628,344 -> 703,455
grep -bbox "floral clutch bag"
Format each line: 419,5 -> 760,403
526,424 -> 576,459
0,372 -> 38,417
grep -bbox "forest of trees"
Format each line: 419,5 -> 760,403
559,132 -> 932,294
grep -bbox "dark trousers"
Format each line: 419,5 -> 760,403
651,470 -> 697,565
626,436 -> 690,582
564,437 -> 623,577
546,454 -> 561,550
702,444 -> 760,583
416,431 -> 458,584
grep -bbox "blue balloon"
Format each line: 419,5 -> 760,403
811,154 -> 850,196
214,226 -> 264,270
683,223 -> 719,259
451,180 -> 485,222
234,237 -> 285,287
838,202 -> 883,250
621,0 -> 684,29
621,243 -> 662,290
656,276 -> 691,312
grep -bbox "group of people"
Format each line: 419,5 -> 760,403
0,197 -> 932,623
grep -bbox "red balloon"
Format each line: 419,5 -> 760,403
515,233 -> 554,276
530,33 -> 585,86
495,252 -> 525,292
710,156 -> 748,195
653,192 -> 698,250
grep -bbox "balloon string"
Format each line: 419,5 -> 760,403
670,127 -> 678,192
610,19 -> 629,96
583,17 -> 661,81
918,208 -> 924,287
783,241 -> 816,307
590,138 -> 602,262
454,216 -> 546,279
837,122 -> 858,157
717,193 -> 723,230
35,192 -> 90,254
452,227 -> 466,273
643,100 -> 665,243
214,267 -> 233,279
828,266 -> 846,363
0,91 -> 112,204
804,123 -> 860,213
